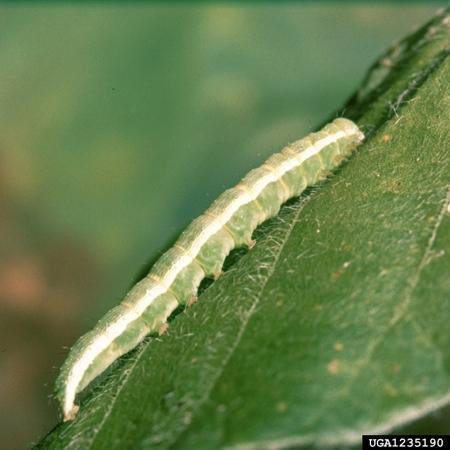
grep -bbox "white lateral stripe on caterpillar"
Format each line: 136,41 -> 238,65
62,123 -> 362,420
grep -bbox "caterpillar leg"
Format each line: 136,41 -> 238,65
64,404 -> 79,422
187,296 -> 198,307
158,322 -> 169,335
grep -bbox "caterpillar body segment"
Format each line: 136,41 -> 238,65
56,117 -> 364,421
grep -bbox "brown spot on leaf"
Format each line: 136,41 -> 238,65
334,341 -> 344,352
384,383 -> 399,397
275,402 -> 288,413
327,359 -> 340,374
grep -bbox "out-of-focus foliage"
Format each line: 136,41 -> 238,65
0,3 -> 444,449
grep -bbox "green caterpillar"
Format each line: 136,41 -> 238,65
56,118 -> 364,421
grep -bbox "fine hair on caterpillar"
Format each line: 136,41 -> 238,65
55,117 -> 364,421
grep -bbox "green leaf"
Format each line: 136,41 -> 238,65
37,8 -> 450,450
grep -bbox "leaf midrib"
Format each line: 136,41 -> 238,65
88,198 -> 311,450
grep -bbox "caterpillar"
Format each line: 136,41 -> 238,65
56,118 -> 364,421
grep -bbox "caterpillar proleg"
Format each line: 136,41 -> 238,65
56,118 -> 364,421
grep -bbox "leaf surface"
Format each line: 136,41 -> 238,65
37,8 -> 450,450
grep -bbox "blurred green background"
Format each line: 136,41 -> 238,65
0,3 -> 444,449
